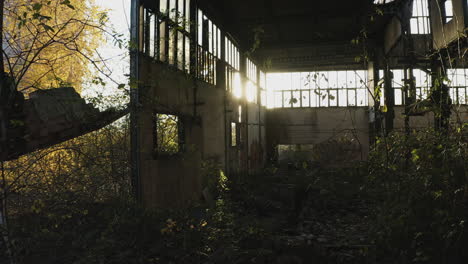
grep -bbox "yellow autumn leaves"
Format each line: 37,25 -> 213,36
3,0 -> 106,94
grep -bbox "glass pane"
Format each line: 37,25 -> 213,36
149,13 -> 156,57
320,90 -> 329,107
159,21 -> 167,61
197,10 -> 203,46
160,0 -> 168,13
177,32 -> 184,70
410,18 -> 418,34
338,71 -> 347,88
292,91 -> 300,108
169,0 -> 176,20
329,90 -> 338,106
355,70 -> 367,87
357,89 -> 367,106
328,71 -> 338,88
178,0 -> 184,18
231,123 -> 237,147
284,91 -> 292,108
302,90 -> 310,107
460,88 -> 467,104
338,89 -> 347,107
445,0 -> 453,17
185,36 -> 190,72
346,71 -> 356,87
311,89 -> 319,107
261,90 -> 266,107
393,70 -> 404,87
309,72 -> 318,89
318,72 -> 328,89
168,30 -> 176,65
185,0 -> 190,31
274,91 -> 282,108
348,90 -> 356,106
395,88 -> 403,105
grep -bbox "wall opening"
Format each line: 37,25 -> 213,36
153,113 -> 183,157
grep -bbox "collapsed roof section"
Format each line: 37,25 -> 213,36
0,87 -> 128,161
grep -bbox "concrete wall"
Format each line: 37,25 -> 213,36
430,0 -> 467,50
393,105 -> 468,131
138,58 -> 205,208
137,56 -> 267,207
266,107 -> 370,165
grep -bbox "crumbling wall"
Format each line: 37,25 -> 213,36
430,0 -> 467,50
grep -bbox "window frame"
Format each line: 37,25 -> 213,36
152,113 -> 185,159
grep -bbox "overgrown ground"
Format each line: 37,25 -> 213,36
1,127 -> 467,264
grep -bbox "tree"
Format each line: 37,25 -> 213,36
2,0 -> 108,94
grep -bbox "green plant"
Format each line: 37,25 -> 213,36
367,127 -> 468,264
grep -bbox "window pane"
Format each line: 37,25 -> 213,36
311,90 -> 319,107
159,21 -> 167,61
348,90 -> 356,106
395,88 -> 403,105
185,36 -> 190,72
168,30 -> 176,65
329,90 -> 338,106
357,89 -> 366,106
320,90 -> 329,107
292,91 -> 300,107
338,89 -> 347,106
177,32 -> 184,70
284,91 -> 292,108
149,12 -> 156,57
231,122 -> 237,147
169,0 -> 176,20
160,0 -> 168,13
346,71 -> 356,87
328,71 -> 338,88
338,71 -> 347,88
185,0 -> 190,31
302,90 -> 310,107
274,91 -> 283,108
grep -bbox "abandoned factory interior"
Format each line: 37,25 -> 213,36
0,0 -> 468,263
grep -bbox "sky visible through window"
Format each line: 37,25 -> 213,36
265,71 -> 369,108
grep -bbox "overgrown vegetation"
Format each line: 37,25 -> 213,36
367,127 -> 468,264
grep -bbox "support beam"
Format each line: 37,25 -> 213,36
130,0 -> 142,202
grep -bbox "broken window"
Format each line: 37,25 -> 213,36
225,37 -> 240,93
379,69 -> 431,106
410,0 -> 431,34
140,1 -> 191,72
246,58 -> 258,103
266,71 -> 368,108
195,10 -> 217,84
153,114 -> 183,156
443,0 -> 454,23
447,69 -> 468,105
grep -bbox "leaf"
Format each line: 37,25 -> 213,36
32,3 -> 43,11
60,0 -> 75,10
381,105 -> 388,113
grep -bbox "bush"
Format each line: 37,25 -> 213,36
367,128 -> 468,264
